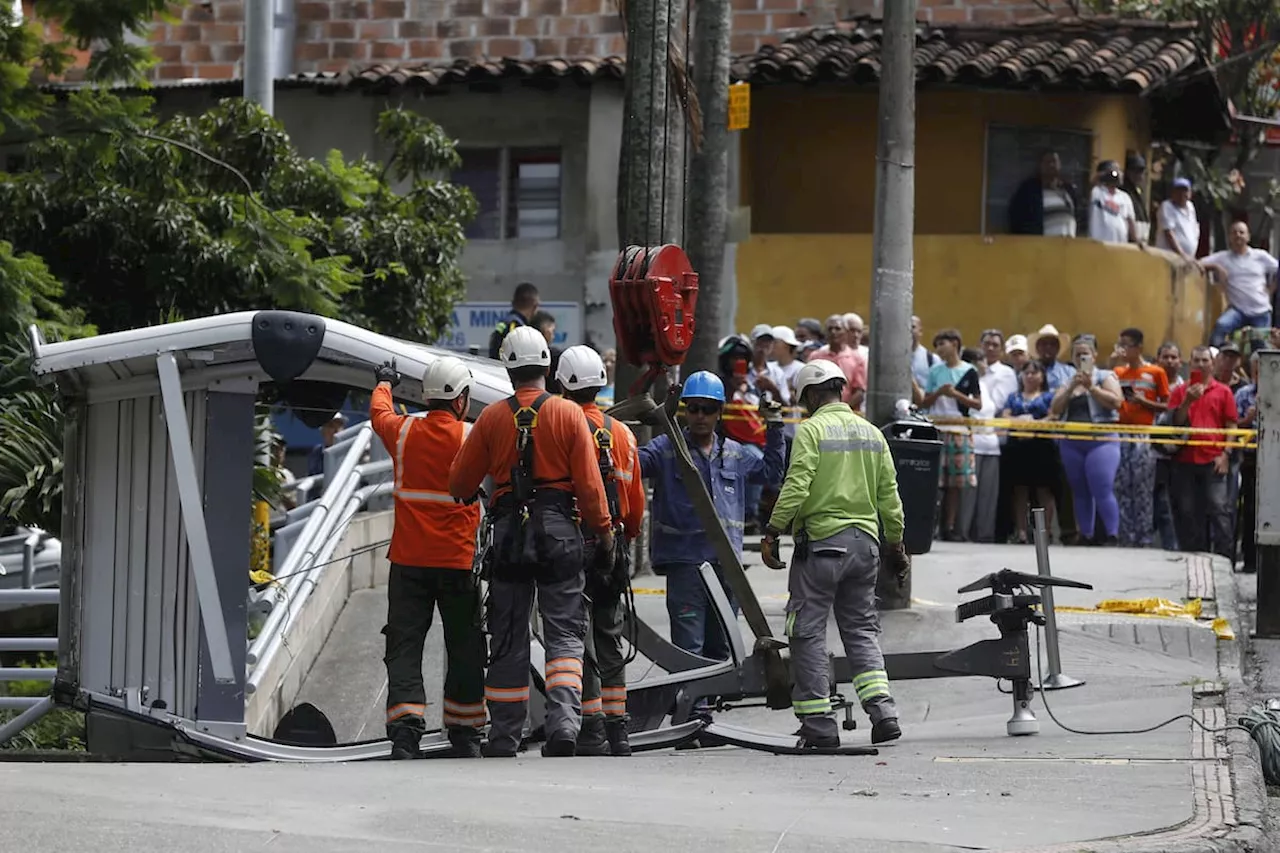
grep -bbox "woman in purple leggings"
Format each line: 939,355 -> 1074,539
1049,335 -> 1125,545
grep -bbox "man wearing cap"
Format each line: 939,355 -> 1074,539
994,333 -> 1029,544
1005,334 -> 1030,374
1121,154 -> 1152,244
1200,221 -> 1279,348
771,325 -> 805,455
748,324 -> 790,406
1089,160 -> 1139,245
1157,178 -> 1200,262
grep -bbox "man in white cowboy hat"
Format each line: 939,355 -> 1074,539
1029,324 -> 1076,392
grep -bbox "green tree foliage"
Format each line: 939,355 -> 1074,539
0,6 -> 476,533
0,93 -> 475,340
1,0 -> 170,134
0,243 -> 90,530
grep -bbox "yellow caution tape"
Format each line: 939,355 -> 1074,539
1093,597 -> 1203,618
249,569 -> 277,588
1211,618 -> 1236,640
707,406 -> 1256,447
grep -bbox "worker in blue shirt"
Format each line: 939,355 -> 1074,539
638,371 -> 785,663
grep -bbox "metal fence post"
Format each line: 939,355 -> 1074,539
1031,506 -> 1084,690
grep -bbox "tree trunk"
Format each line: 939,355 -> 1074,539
614,0 -> 670,399
683,0 -> 730,378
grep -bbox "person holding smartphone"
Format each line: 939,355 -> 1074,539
1167,346 -> 1239,558
1111,328 -> 1170,547
1049,335 -> 1124,545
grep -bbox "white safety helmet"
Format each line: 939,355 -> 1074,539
555,345 -> 607,392
793,360 -> 847,403
421,356 -> 473,401
498,325 -> 551,369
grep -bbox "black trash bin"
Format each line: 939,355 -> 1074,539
882,420 -> 943,556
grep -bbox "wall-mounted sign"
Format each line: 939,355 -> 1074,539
436,301 -> 584,354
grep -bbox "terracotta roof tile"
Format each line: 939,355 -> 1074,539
730,15 -> 1204,94
344,56 -> 626,90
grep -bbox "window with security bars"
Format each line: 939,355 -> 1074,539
983,124 -> 1093,236
454,147 -> 562,240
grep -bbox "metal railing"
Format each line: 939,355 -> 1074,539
246,420 -> 394,696
0,534 -> 60,742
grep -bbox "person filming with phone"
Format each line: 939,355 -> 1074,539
1049,335 -> 1124,545
1167,345 -> 1239,558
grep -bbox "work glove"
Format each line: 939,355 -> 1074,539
759,398 -> 784,426
374,359 -> 401,388
886,541 -> 911,588
593,531 -> 617,578
761,529 -> 787,570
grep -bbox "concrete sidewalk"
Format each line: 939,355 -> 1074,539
0,542 -> 1266,853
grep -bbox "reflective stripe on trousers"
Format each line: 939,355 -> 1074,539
483,573 -> 587,754
784,525 -> 898,740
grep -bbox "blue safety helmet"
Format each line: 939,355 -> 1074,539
681,371 -> 725,404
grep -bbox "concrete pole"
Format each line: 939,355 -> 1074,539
683,0 -> 730,378
868,1 -> 916,610
1254,349 -> 1280,637
866,0 -> 916,426
614,0 -> 670,399
245,0 -> 275,114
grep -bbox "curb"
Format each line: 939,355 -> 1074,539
1016,554 -> 1272,853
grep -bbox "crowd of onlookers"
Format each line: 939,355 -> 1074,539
726,314 -> 1272,571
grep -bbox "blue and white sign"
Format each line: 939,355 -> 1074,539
437,301 -> 583,354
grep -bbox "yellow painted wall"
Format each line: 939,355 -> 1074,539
742,88 -> 1149,235
735,235 -> 1212,358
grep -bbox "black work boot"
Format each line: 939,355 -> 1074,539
447,726 -> 482,759
871,717 -> 902,745
541,730 -> 577,757
575,716 -> 610,756
604,718 -> 632,756
389,729 -> 420,760
797,733 -> 840,749
480,740 -> 518,758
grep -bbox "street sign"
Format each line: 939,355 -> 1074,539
436,300 -> 583,354
728,82 -> 750,131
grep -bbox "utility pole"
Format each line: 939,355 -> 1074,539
245,0 -> 275,114
868,0 -> 916,609
684,0 -> 730,377
1255,349 -> 1280,637
614,0 -> 670,399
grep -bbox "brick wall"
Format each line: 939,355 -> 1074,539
144,0 -> 1069,81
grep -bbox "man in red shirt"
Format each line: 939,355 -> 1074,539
1167,345 -> 1238,557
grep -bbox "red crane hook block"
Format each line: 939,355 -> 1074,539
608,244 -> 699,393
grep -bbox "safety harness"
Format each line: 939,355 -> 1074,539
586,412 -> 639,676
592,414 -> 623,524
500,393 -> 571,570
